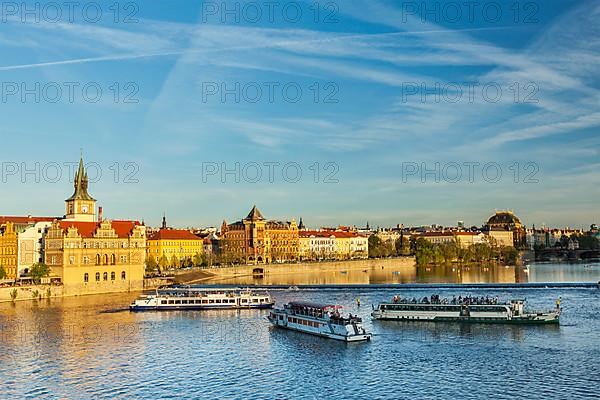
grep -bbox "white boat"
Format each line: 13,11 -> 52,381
268,301 -> 371,342
130,286 -> 274,311
372,295 -> 560,325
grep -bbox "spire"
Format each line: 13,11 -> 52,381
162,213 -> 167,229
245,205 -> 265,221
298,217 -> 306,230
66,154 -> 95,201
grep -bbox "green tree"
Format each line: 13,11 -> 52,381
170,255 -> 180,268
158,255 -> 169,271
415,238 -> 435,265
501,246 -> 520,265
439,242 -> 458,265
193,253 -> 203,267
471,243 -> 492,263
29,263 -> 50,284
0,265 -> 7,280
146,255 -> 158,274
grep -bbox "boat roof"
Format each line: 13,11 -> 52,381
288,301 -> 342,310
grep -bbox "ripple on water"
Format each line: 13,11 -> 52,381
0,288 -> 599,399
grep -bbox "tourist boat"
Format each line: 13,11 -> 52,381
371,295 -> 560,325
129,286 -> 274,311
267,301 -> 372,342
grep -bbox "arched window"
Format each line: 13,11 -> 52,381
95,272 -> 100,281
84,273 -> 89,283
95,254 -> 100,265
103,254 -> 108,265
103,272 -> 108,281
111,272 -> 115,280
121,271 -> 126,280
111,254 -> 116,265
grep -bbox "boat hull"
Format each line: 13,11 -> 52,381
372,315 -> 559,325
269,321 -> 371,342
130,303 -> 274,312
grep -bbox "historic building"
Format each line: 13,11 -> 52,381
0,222 -> 18,280
299,230 -> 369,261
485,211 -> 526,248
44,156 -> 146,295
0,216 -> 56,280
147,216 -> 203,268
220,206 -> 299,264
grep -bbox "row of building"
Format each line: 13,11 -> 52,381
0,156 -> 369,295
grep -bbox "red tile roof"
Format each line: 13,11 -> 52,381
0,216 -> 58,224
57,220 -> 142,238
148,228 -> 200,241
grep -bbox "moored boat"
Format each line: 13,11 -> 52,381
130,286 -> 274,311
268,301 -> 371,342
372,295 -> 560,325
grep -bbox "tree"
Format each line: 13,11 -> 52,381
0,265 -> 7,280
170,255 -> 179,268
146,256 -> 158,274
501,246 -> 520,265
158,255 -> 169,271
29,263 -> 50,284
439,242 -> 458,265
415,238 -> 435,265
193,253 -> 203,267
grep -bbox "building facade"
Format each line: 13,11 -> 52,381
486,211 -> 526,248
220,206 -> 299,264
44,156 -> 146,295
0,222 -> 18,280
147,216 -> 203,268
298,230 -> 368,261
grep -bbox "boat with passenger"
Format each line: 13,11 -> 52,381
130,286 -> 274,311
371,294 -> 560,325
268,301 -> 371,342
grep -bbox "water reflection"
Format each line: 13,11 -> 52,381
204,262 -> 600,285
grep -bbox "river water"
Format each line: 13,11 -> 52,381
1,263 -> 599,399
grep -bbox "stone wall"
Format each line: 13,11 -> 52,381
0,285 -> 64,303
204,257 -> 415,278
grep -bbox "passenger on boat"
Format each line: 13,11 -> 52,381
556,297 -> 561,310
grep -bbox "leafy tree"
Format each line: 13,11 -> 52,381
158,255 -> 169,270
193,253 -> 203,267
471,243 -> 492,263
170,255 -> 179,268
146,256 -> 158,273
439,242 -> 458,265
415,238 -> 435,265
501,246 -> 520,265
29,263 -> 50,284
0,265 -> 7,280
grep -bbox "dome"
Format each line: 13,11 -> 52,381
487,211 -> 522,227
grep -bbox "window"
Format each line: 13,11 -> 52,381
84,273 -> 89,283
83,256 -> 90,265
111,254 -> 116,265
95,272 -> 100,281
103,254 -> 108,265
120,255 -> 127,264
111,272 -> 115,280
69,256 -> 75,265
95,254 -> 100,265
103,272 -> 108,281
121,271 -> 126,280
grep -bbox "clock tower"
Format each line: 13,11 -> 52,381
65,156 -> 97,222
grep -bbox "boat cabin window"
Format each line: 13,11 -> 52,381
161,300 -> 167,305
209,300 -> 215,304
168,300 -> 174,304
202,300 -> 208,304
175,300 -> 181,304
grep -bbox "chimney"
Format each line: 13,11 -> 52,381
98,206 -> 103,222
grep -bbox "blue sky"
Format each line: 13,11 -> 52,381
0,0 -> 598,229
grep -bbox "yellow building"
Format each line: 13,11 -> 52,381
298,230 -> 369,261
44,156 -> 146,295
486,230 -> 514,247
220,206 -> 299,264
147,216 -> 203,268
0,222 -> 18,280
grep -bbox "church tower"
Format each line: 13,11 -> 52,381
65,156 -> 97,222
